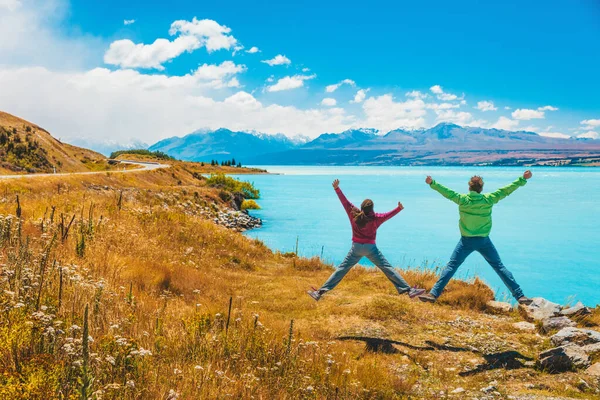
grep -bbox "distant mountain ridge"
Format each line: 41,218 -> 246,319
149,123 -> 600,166
148,128 -> 299,162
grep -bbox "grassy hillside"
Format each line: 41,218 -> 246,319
0,162 -> 598,399
0,111 -> 117,174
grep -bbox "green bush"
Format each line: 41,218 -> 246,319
241,199 -> 260,210
206,174 -> 260,199
109,149 -> 175,160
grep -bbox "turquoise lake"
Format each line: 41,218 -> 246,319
240,166 -> 600,306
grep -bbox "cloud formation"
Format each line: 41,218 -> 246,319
350,89 -> 369,104
475,101 -> 497,112
124,19 -> 135,25
511,108 -> 545,120
325,79 -> 356,93
261,54 -> 291,66
104,18 -> 237,70
321,98 -> 337,107
266,74 -> 316,92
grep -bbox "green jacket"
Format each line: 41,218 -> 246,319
429,177 -> 527,237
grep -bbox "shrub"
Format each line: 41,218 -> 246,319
109,149 -> 175,160
206,174 -> 260,199
241,199 -> 260,210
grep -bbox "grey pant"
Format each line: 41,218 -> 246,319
320,243 -> 411,294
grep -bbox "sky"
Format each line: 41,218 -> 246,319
0,0 -> 599,148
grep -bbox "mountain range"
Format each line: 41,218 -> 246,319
149,124 -> 600,166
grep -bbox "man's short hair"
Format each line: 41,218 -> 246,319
469,176 -> 484,193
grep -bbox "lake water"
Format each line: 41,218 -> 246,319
240,166 -> 600,306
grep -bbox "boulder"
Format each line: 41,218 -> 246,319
512,321 -> 536,332
519,297 -> 561,322
581,342 -> 600,356
538,344 -> 590,373
541,316 -> 576,333
551,327 -> 600,346
586,363 -> 600,377
560,301 -> 592,318
485,300 -> 512,314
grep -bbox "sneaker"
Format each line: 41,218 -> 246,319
418,293 -> 437,303
307,287 -> 322,302
407,287 -> 426,299
517,296 -> 533,305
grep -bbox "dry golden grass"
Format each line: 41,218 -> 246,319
0,111 -> 118,174
0,165 -> 598,399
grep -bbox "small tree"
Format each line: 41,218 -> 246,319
237,162 -> 242,168
231,158 -> 236,166
201,162 -> 205,166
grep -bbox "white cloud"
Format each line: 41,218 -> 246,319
491,116 -> 519,130
169,18 -> 238,52
362,95 -> 427,132
425,102 -> 459,110
581,119 -> 600,129
434,110 -> 482,126
321,98 -> 337,107
104,18 -> 237,70
246,46 -> 260,54
124,19 -> 135,26
538,131 -> 570,139
266,74 -> 315,92
430,85 -> 443,95
302,67 -> 310,72
429,84 -> 460,101
261,54 -> 291,66
0,66 -> 356,145
0,0 -> 21,11
475,100 -> 497,112
405,90 -> 428,99
578,131 -> 599,139
537,105 -> 558,111
511,108 -> 545,120
104,36 -> 200,70
325,79 -> 355,93
350,89 -> 369,104
193,61 -> 245,82
504,106 -> 511,110
0,0 -> 103,70
227,77 -> 241,88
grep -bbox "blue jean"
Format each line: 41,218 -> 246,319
320,243 -> 411,294
430,236 -> 524,299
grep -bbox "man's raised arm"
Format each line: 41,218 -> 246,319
487,170 -> 532,204
426,175 -> 464,205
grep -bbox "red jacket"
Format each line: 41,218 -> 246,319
335,187 -> 402,244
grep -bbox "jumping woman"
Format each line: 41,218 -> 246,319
307,179 -> 426,301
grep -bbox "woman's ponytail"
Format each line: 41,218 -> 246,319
353,199 -> 374,228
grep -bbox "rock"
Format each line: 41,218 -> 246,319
480,385 -> 497,393
560,301 -> 592,318
542,316 -> 577,333
450,387 -> 465,394
538,344 -> 590,373
586,363 -> 600,377
519,297 -> 561,322
581,342 -> 600,356
512,321 -> 536,331
551,327 -> 600,346
486,300 -> 512,314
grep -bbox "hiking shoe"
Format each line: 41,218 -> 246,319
408,287 -> 426,299
307,287 -> 322,302
418,293 -> 437,303
517,296 -> 533,305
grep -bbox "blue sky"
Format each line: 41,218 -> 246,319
0,0 -> 599,146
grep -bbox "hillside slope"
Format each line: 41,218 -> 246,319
0,111 -> 112,174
